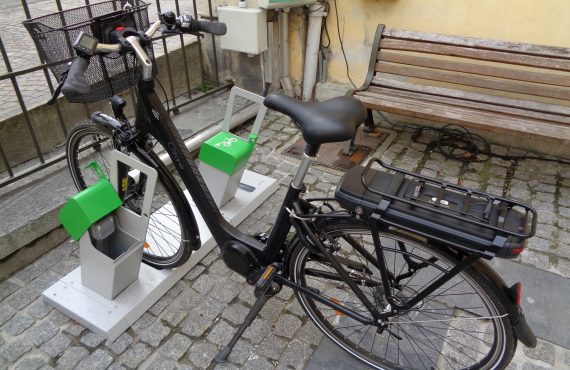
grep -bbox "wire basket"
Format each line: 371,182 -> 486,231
23,0 -> 154,103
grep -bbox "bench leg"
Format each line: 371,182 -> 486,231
342,139 -> 354,155
342,109 -> 375,156
363,109 -> 375,132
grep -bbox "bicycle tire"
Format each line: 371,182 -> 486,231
288,220 -> 516,370
65,122 -> 197,269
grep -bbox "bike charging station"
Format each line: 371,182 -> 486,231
43,87 -> 279,340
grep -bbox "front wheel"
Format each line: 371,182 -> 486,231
65,122 -> 197,269
288,221 -> 516,369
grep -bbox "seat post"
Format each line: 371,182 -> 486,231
292,145 -> 319,188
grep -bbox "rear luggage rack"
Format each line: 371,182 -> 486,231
358,159 -> 537,257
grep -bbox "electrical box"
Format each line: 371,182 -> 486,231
219,7 -> 268,55
257,0 -> 316,9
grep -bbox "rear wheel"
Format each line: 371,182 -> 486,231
66,122 -> 197,268
289,221 -> 516,369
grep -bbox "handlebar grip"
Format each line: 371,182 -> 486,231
61,56 -> 91,98
197,20 -> 227,36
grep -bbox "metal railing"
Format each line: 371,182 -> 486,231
0,0 -> 229,188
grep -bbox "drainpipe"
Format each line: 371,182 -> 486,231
301,2 -> 327,101
279,9 -> 295,96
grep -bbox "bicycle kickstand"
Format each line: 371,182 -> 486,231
215,263 -> 281,363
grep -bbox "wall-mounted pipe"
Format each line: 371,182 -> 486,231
301,2 -> 327,101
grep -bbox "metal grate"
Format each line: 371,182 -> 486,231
282,127 -> 390,172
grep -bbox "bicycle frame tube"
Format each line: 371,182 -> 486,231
134,79 -> 271,259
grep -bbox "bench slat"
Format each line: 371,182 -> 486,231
379,39 -> 570,72
361,86 -> 570,125
370,77 -> 570,117
354,93 -> 570,142
375,64 -> 570,101
383,28 -> 570,59
377,51 -> 570,88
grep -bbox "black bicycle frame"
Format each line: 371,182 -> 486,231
134,79 -> 297,266
132,78 -> 483,326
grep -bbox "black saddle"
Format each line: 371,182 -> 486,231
264,94 -> 366,149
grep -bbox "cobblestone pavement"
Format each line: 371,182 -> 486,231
1,111 -> 569,369
0,0 -> 196,120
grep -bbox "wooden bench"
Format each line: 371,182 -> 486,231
346,25 -> 570,153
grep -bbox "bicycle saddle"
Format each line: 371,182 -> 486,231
264,94 -> 366,148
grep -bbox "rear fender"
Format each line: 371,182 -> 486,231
474,260 -> 537,348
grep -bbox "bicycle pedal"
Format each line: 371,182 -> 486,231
254,264 -> 278,295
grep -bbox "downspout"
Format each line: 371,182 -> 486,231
301,2 -> 327,101
279,9 -> 295,96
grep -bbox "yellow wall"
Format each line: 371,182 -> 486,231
289,0 -> 570,86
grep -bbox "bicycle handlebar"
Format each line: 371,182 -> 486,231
58,13 -> 226,100
61,56 -> 90,98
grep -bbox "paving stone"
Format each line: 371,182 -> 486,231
12,264 -> 43,284
521,250 -> 550,270
47,310 -> 69,326
0,280 -> 20,302
0,338 -> 33,362
242,356 -> 275,370
535,225 -> 557,240
556,259 -> 570,277
40,332 -> 71,357
140,321 -> 171,347
214,363 -> 240,370
206,320 -> 236,346
14,356 -> 46,370
55,346 -> 89,369
107,363 -> 126,370
27,320 -> 59,346
80,331 -> 105,348
142,357 -> 178,370
183,264 -> 206,282
209,280 -> 241,304
130,312 -> 157,334
221,303 -> 249,326
278,339 -> 313,368
63,322 -> 85,337
242,318 -> 270,344
26,300 -> 53,319
187,341 -> 218,368
50,259 -> 79,277
29,272 -> 60,294
225,340 -> 254,365
256,334 -> 288,360
119,342 -> 152,368
156,333 -> 192,360
238,287 -> 256,306
149,281 -> 185,316
208,260 -> 232,277
527,237 -> 553,253
192,274 -> 219,294
105,332 -> 133,355
275,287 -> 294,301
76,349 -> 114,370
5,285 -> 39,310
200,249 -> 220,266
180,297 -> 224,337
284,299 -> 305,317
0,304 -> 16,326
3,313 -> 34,336
273,314 -> 302,339
259,298 -> 287,323
297,321 -> 323,346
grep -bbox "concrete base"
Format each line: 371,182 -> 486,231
42,170 -> 278,341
